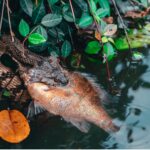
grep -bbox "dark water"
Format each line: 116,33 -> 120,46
1,48 -> 150,149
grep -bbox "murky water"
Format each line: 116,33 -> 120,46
1,48 -> 150,149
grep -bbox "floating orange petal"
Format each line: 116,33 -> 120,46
0,110 -> 30,143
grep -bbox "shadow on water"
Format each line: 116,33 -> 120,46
1,48 -> 150,148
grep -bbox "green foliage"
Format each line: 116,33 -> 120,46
35,25 -> 48,40
2,0 -> 149,69
139,0 -> 148,7
19,19 -> 30,37
103,42 -> 115,61
63,4 -> 74,22
85,41 -> 101,54
61,40 -> 72,58
48,0 -> 59,5
98,0 -> 110,16
20,0 -> 33,17
78,13 -> 93,28
41,14 -> 62,27
32,0 -> 46,24
3,90 -> 11,97
28,33 -> 46,44
95,8 -> 109,18
132,52 -> 143,61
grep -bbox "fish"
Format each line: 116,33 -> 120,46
22,64 -> 119,133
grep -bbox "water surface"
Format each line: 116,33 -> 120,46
0,48 -> 150,149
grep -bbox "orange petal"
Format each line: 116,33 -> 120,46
0,110 -> 30,143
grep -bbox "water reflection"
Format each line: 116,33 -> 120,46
102,48 -> 150,149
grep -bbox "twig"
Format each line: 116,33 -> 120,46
69,0 -> 78,29
5,0 -> 14,42
68,25 -> 75,51
111,0 -> 132,53
22,25 -> 39,46
0,0 -> 5,34
5,1 -> 12,13
35,0 -> 38,6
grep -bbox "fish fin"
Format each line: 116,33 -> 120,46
27,101 -> 46,118
63,117 -> 91,133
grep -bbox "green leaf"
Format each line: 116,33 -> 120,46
140,0 -> 148,7
98,0 -> 110,16
95,8 -> 109,18
47,0 -> 59,5
19,19 -> 30,37
63,4 -> 74,22
102,37 -> 108,43
89,0 -> 97,13
48,28 -> 64,41
20,0 -> 33,17
48,45 -> 60,57
103,42 -> 115,61
85,41 -> 101,54
41,13 -> 62,27
132,52 -> 144,61
32,0 -> 46,24
100,20 -> 107,33
3,90 -> 11,97
28,33 -> 46,44
73,0 -> 89,13
61,40 -> 72,58
78,13 -> 93,28
144,23 -> 150,32
35,25 -> 48,40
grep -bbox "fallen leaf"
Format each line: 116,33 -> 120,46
0,110 -> 30,143
103,17 -> 113,24
125,8 -> 150,19
95,30 -> 101,41
103,24 -> 117,36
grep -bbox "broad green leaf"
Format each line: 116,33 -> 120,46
102,37 -> 108,43
48,46 -> 60,56
28,42 -> 49,52
100,20 -> 107,33
61,40 -> 72,58
63,4 -> 74,22
96,8 -> 109,18
41,13 -> 62,27
140,0 -> 148,7
19,19 -> 30,37
132,52 -> 144,61
28,33 -> 46,44
32,0 -> 46,24
48,28 -> 64,41
98,0 -> 110,16
48,0 -> 59,5
103,42 -> 115,61
73,0 -> 89,13
3,90 -> 11,97
35,25 -> 48,40
51,5 -> 62,14
78,13 -> 93,28
144,23 -> 150,32
20,0 -> 33,17
89,0 -> 97,13
85,41 -> 101,54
